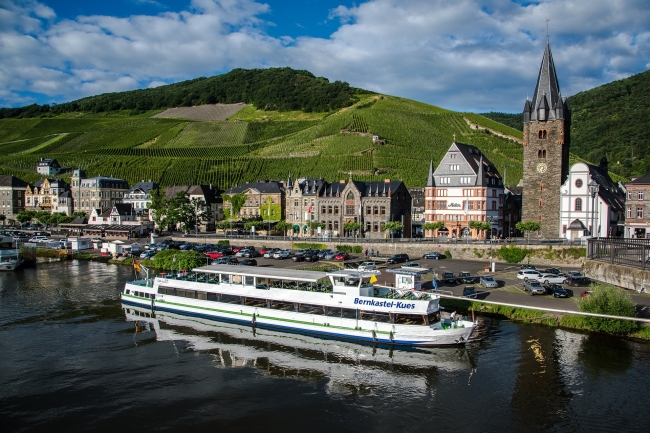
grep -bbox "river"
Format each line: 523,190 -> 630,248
1,261 -> 649,432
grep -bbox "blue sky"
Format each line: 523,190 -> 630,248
1,0 -> 649,112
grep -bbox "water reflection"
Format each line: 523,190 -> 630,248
124,305 -> 476,396
577,333 -> 634,376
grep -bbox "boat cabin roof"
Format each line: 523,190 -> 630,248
192,264 -> 328,282
386,267 -> 431,276
326,269 -> 380,279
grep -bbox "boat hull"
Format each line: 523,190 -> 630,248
122,283 -> 476,347
0,259 -> 23,271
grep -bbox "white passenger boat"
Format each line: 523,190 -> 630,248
0,249 -> 24,271
121,264 -> 477,346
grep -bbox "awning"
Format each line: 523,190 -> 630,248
437,227 -> 449,232
303,225 -> 308,230
568,219 -> 587,230
293,225 -> 300,231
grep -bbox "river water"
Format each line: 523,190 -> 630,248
1,261 -> 649,432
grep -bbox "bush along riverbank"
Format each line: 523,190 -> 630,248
441,284 -> 650,341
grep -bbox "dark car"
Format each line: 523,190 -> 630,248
520,264 -> 538,270
462,286 -> 477,298
457,272 -> 475,284
213,257 -> 238,265
543,268 -> 562,275
243,250 -> 262,258
566,276 -> 590,287
442,272 -> 457,284
423,252 -> 441,259
548,284 -> 569,298
387,253 -> 409,264
291,254 -> 305,262
304,253 -> 319,262
239,259 -> 257,266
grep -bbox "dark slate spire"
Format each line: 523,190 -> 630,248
287,172 -> 292,187
527,41 -> 566,122
475,154 -> 484,186
426,160 -> 435,187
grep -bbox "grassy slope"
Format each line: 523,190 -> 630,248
0,94 -> 525,188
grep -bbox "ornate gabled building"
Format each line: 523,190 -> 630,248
522,41 -> 571,238
424,142 -> 504,239
285,175 -> 411,239
71,169 -> 129,214
25,178 -> 73,215
122,181 -> 159,217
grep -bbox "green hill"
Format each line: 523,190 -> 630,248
0,94 -> 525,188
479,69 -> 650,179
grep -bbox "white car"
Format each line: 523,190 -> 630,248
273,250 -> 291,259
538,273 -> 568,285
358,262 -> 377,271
28,235 -> 48,242
517,269 -> 541,281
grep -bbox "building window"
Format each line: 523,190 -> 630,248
628,192 -> 632,200
449,164 -> 460,171
334,206 -> 339,215
537,149 -> 547,158
438,189 -> 447,197
380,206 -> 386,215
637,207 -> 644,219
538,130 -> 548,139
366,207 -> 371,215
639,192 -> 644,200
436,201 -> 447,210
627,208 -> 632,218
575,198 -> 582,211
366,222 -> 371,232
575,179 -> 583,188
540,184 -> 544,191
538,199 -> 543,207
492,201 -> 497,210
321,206 -> 326,214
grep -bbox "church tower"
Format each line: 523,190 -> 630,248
522,41 -> 570,239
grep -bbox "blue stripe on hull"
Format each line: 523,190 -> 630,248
121,298 -> 465,347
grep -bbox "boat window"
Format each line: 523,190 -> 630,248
332,277 -> 346,286
207,293 -> 218,301
232,275 -> 243,284
345,278 -> 360,286
197,291 -> 207,300
125,289 -> 130,294
220,274 -> 230,283
257,277 -> 269,287
245,276 -> 254,286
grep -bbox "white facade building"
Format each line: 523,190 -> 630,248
559,161 -> 625,239
424,142 -> 504,239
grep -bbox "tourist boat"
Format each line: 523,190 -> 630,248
0,249 -> 24,271
121,264 -> 477,346
122,305 -> 476,394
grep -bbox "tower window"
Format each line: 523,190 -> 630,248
538,130 -> 548,140
539,199 -> 543,207
540,184 -> 544,191
537,149 -> 547,158
575,198 -> 582,211
575,179 -> 583,188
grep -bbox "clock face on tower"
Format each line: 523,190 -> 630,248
537,163 -> 548,174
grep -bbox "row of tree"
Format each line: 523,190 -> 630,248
8,210 -> 88,227
422,220 -> 542,242
149,190 -> 212,234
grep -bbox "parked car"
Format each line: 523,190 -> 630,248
28,235 -> 48,243
273,250 -> 291,259
548,284 -> 569,298
324,250 -> 340,260
462,286 -> 478,298
520,264 -> 538,271
517,269 -> 541,281
263,248 -> 280,258
239,259 -> 257,266
566,276 -> 590,287
457,272 -> 475,284
334,252 -> 350,261
402,262 -> 421,268
567,270 -> 584,278
358,262 -> 377,271
140,251 -> 155,259
422,252 -> 441,259
291,254 -> 305,262
205,251 -> 223,259
317,249 -> 333,259
538,273 -> 568,285
304,253 -> 319,262
479,276 -> 498,288
224,257 -> 239,265
442,272 -> 457,284
243,250 -> 261,258
524,280 -> 546,295
387,253 -> 409,264
543,268 -> 562,275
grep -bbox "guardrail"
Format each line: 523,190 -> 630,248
587,237 -> 650,270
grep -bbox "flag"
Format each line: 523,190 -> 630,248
307,204 -> 313,213
369,274 -> 377,283
133,260 -> 141,272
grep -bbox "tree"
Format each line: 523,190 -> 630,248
469,220 -> 492,238
149,189 -> 169,235
578,284 -> 638,334
382,221 -> 404,241
167,191 -> 191,232
16,210 -> 36,226
516,221 -> 542,245
217,220 -> 231,233
306,221 -> 325,238
343,221 -> 361,238
422,221 -> 445,236
0,215 -> 5,226
275,220 -> 293,239
222,193 -> 247,219
243,220 -> 264,234
190,197 -> 214,234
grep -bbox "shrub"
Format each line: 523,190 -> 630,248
444,250 -> 452,259
495,245 -> 528,263
217,240 -> 230,246
151,250 -> 207,271
473,248 -> 484,258
336,244 -> 353,253
578,284 -> 638,334
293,243 -> 326,250
352,246 -> 363,254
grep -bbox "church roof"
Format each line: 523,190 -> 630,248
426,160 -> 435,187
525,41 -> 569,122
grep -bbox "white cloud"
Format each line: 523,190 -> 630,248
0,0 -> 649,111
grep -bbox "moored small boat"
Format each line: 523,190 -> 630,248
0,249 -> 24,271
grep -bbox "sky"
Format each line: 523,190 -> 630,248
1,0 -> 649,112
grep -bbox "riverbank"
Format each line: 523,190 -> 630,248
440,298 -> 650,341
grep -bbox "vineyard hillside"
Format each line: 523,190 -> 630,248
0,95 -> 529,188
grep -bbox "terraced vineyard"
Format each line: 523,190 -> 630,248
0,95 -> 528,189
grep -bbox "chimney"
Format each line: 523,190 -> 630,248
340,179 -> 346,184
384,179 -> 391,183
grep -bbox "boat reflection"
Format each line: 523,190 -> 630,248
123,304 -> 476,395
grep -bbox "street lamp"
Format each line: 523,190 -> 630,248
588,180 -> 599,237
488,216 -> 496,271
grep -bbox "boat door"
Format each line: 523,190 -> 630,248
397,275 -> 413,290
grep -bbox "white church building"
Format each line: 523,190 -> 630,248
559,159 -> 625,240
